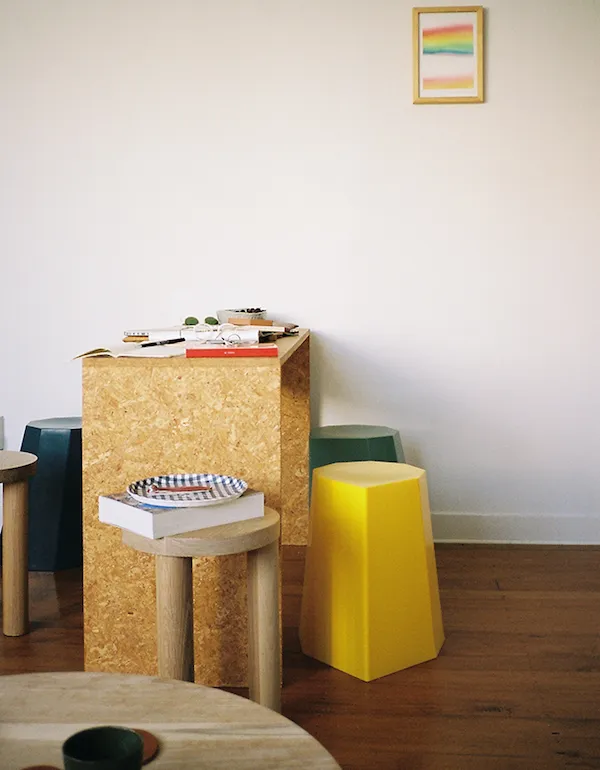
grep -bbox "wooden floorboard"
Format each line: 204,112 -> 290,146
0,544 -> 599,769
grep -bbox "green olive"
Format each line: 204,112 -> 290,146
204,316 -> 219,325
184,316 -> 199,326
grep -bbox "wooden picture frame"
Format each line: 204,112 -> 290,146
413,6 -> 484,104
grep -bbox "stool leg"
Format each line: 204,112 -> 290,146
155,555 -> 194,682
247,540 -> 281,712
2,480 -> 29,636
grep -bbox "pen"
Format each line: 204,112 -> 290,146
148,484 -> 212,494
140,337 -> 185,348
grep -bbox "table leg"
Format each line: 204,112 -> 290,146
155,555 -> 194,682
247,540 -> 281,712
2,480 -> 29,636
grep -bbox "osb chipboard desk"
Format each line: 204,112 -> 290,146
82,330 -> 309,686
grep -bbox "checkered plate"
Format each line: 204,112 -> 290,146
127,473 -> 248,508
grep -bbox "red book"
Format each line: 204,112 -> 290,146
185,343 -> 279,358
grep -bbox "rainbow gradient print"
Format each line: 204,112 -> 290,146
422,75 -> 474,90
422,23 -> 474,55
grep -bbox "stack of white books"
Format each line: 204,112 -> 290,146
99,488 -> 264,539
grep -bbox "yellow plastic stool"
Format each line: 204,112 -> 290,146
300,461 -> 444,681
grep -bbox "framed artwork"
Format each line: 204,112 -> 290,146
413,6 -> 484,104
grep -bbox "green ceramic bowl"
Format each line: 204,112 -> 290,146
62,726 -> 143,770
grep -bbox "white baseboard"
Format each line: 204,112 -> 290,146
432,511 -> 600,545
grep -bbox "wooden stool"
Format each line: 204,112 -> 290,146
0,450 -> 37,636
122,508 -> 281,712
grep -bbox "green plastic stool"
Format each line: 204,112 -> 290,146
20,417 -> 82,571
309,425 -> 405,492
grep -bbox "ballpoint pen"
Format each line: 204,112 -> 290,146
140,337 -> 185,348
148,483 -> 212,494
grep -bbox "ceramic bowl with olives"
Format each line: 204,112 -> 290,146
216,308 -> 267,324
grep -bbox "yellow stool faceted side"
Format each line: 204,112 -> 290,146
299,461 -> 444,681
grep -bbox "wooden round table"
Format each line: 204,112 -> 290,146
0,672 -> 341,769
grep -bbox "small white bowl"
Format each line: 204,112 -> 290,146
216,309 -> 267,324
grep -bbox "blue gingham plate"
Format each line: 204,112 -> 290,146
127,473 -> 248,508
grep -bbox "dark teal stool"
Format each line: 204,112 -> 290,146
19,417 -> 82,571
309,425 -> 405,492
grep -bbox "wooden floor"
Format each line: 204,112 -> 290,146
1,545 -> 599,769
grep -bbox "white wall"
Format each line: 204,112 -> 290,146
1,0 -> 599,542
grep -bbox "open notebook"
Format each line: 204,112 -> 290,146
74,343 -> 186,359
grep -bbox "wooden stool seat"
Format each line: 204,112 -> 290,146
0,450 -> 37,485
122,508 -> 281,712
0,450 -> 37,636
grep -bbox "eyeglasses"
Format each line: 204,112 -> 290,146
192,332 -> 245,346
